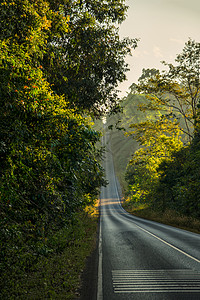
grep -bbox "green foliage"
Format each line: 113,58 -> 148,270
1,209 -> 98,299
125,115 -> 183,204
41,0 -> 138,117
135,39 -> 200,142
154,139 -> 200,217
124,39 -> 200,219
0,1 -> 136,296
1,0 -> 136,296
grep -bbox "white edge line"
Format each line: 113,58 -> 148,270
112,158 -> 200,265
115,290 -> 200,293
97,127 -> 104,300
97,209 -> 103,300
105,131 -> 200,296
133,223 -> 200,264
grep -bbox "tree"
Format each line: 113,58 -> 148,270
124,39 -> 200,215
125,115 -> 183,204
0,1 -> 137,295
42,0 -> 138,116
136,39 -> 200,142
0,1 -> 107,292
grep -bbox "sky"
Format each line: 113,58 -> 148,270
118,0 -> 200,96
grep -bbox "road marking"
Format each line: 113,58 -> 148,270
112,269 -> 200,293
102,130 -> 200,296
97,132 -> 105,300
114,155 -> 200,266
130,222 -> 200,264
97,212 -> 103,300
113,161 -> 200,265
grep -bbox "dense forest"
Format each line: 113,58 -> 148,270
1,0 -> 200,297
114,39 -> 200,220
0,0 -> 137,297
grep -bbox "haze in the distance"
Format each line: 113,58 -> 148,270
119,0 -> 200,96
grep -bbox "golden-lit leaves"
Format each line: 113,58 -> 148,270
136,40 -> 200,141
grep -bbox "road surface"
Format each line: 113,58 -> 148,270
98,131 -> 200,300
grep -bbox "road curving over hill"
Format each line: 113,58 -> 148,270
98,131 -> 200,300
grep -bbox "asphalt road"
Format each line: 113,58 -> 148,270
98,132 -> 200,300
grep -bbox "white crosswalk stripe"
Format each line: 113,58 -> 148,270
112,269 -> 200,293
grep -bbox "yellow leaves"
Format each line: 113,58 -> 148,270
127,114 -> 183,202
50,9 -> 69,35
66,15 -> 70,23
1,1 -> 15,9
26,35 -> 33,41
41,15 -> 51,30
62,15 -> 70,33
1,1 -> 15,6
84,197 -> 99,217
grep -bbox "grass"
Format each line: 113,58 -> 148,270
123,201 -> 200,234
1,201 -> 99,299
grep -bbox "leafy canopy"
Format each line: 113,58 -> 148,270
1,1 -> 136,294
124,39 -> 200,217
41,0 -> 138,116
135,39 -> 200,141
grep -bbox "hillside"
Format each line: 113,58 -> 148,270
106,93 -> 150,192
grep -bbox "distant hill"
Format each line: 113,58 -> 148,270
105,93 -> 149,192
